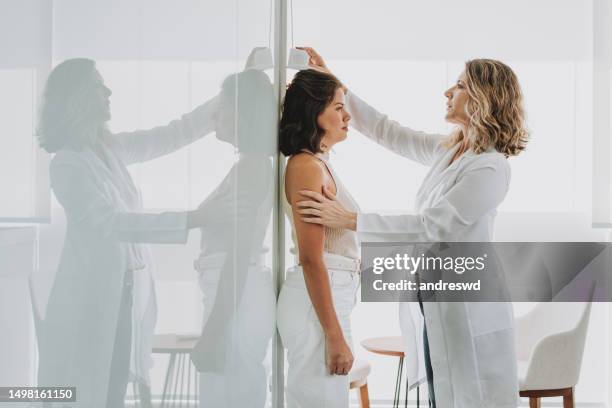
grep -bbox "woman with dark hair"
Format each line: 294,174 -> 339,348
36,58 -> 220,407
296,48 -> 528,408
190,69 -> 277,408
276,69 -> 360,407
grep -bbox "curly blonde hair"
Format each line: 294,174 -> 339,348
448,59 -> 528,157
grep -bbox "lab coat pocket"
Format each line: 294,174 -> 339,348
197,267 -> 221,310
473,329 -> 519,406
467,302 -> 513,336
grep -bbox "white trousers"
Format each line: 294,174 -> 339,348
195,253 -> 275,408
277,253 -> 360,408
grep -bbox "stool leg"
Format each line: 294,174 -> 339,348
404,371 -> 408,408
179,354 -> 186,407
417,385 -> 420,408
195,363 -> 200,406
161,353 -> 177,408
359,383 -> 370,408
186,357 -> 191,406
393,356 -> 404,408
172,353 -> 183,407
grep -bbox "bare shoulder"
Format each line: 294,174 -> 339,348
286,153 -> 325,180
285,153 -> 326,203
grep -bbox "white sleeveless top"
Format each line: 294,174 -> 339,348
282,151 -> 361,261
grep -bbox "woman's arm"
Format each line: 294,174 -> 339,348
106,95 -> 220,165
51,157 -> 200,243
300,157 -> 510,242
358,159 -> 510,242
345,91 -> 445,166
299,46 -> 444,166
286,156 -> 354,376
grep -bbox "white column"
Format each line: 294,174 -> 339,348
593,0 -> 612,226
0,227 -> 37,386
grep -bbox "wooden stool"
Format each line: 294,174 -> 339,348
152,333 -> 200,407
361,336 -> 422,408
349,359 -> 372,408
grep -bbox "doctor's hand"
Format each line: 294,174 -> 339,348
298,186 -> 357,231
297,47 -> 330,73
187,192 -> 254,229
298,47 -> 348,93
326,334 -> 354,376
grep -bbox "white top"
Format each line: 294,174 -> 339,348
283,151 -> 361,261
345,91 -> 511,243
197,155 -> 273,261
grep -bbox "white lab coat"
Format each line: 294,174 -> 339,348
346,91 -> 519,408
38,96 -> 218,407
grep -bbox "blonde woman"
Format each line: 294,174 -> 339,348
298,48 -> 528,408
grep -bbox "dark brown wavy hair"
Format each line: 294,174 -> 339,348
279,69 -> 343,156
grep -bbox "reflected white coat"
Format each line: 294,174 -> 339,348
346,91 -> 519,408
38,97 -> 218,407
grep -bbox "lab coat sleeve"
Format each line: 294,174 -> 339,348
107,95 -> 220,165
357,159 -> 510,242
50,158 -> 188,244
345,90 -> 445,166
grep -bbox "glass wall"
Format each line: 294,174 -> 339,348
1,0 -> 282,406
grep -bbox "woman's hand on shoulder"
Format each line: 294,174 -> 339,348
298,186 -> 357,231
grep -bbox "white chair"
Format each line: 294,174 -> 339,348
515,288 -> 595,408
349,359 -> 371,408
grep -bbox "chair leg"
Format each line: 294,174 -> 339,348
358,383 -> 370,408
563,388 -> 574,408
529,397 -> 541,408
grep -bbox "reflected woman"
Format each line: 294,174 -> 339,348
190,69 -> 276,408
277,69 -> 360,407
36,58 -> 220,407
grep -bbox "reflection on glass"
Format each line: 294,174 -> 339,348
191,69 -> 276,408
34,58 -> 221,407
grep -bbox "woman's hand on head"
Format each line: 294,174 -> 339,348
297,47 -> 348,94
297,47 -> 330,74
298,186 -> 357,231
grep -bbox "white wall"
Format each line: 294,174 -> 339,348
0,227 -> 37,386
0,0 -> 51,220
288,0 -> 611,405
593,0 -> 612,225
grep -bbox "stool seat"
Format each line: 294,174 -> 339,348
361,336 -> 404,357
349,359 -> 371,388
151,333 -> 200,407
361,336 -> 422,408
152,333 -> 199,353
